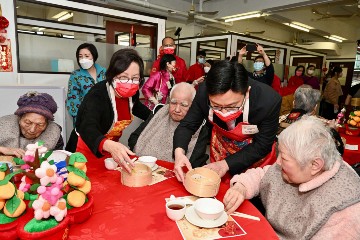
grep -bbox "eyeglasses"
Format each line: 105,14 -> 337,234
113,76 -> 140,85
163,44 -> 174,47
209,97 -> 246,112
170,99 -> 190,109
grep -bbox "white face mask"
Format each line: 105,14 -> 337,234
204,66 -> 210,73
307,69 -> 314,75
79,58 -> 94,70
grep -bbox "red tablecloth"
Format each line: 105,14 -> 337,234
68,160 -> 278,240
341,133 -> 360,165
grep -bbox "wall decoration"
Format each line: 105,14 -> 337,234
0,5 -> 12,72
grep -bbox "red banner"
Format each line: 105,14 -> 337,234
0,40 -> 12,72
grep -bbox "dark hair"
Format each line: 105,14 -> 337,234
206,61 -> 249,95
159,54 -> 176,71
295,65 -> 305,75
197,50 -> 206,57
106,49 -> 145,86
76,43 -> 98,67
206,59 -> 214,66
331,66 -> 342,77
254,55 -> 264,62
162,36 -> 175,45
230,56 -> 238,62
307,65 -> 315,70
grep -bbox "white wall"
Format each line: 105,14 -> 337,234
330,43 -> 358,59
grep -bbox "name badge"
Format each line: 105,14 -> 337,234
242,125 -> 259,135
166,81 -> 172,89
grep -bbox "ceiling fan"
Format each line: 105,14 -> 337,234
239,28 -> 265,36
186,0 -> 219,21
285,32 -> 313,46
311,8 -> 356,21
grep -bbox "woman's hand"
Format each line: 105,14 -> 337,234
174,148 -> 193,182
0,146 -> 25,158
204,160 -> 229,178
223,183 -> 247,214
256,44 -> 265,55
103,140 -> 135,173
239,46 -> 247,56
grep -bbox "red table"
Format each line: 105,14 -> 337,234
68,160 -> 278,240
341,133 -> 360,165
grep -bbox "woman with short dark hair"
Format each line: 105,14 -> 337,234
66,43 -> 106,126
66,49 -> 150,172
142,54 -> 176,110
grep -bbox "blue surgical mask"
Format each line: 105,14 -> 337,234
198,57 -> 205,64
254,62 -> 264,71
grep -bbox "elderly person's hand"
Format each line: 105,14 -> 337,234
223,182 -> 247,214
327,119 -> 337,129
0,146 -> 25,158
204,160 -> 229,178
193,76 -> 205,86
103,140 -> 135,173
174,148 -> 193,182
256,44 -> 265,55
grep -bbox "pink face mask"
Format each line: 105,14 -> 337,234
114,82 -> 139,98
213,109 -> 243,122
295,71 -> 303,77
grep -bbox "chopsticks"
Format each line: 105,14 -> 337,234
230,212 -> 260,221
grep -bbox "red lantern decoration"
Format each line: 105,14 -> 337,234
0,16 -> 9,29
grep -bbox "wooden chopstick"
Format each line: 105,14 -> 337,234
230,212 -> 260,221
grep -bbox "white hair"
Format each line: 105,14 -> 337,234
294,85 -> 321,113
169,82 -> 196,100
278,116 -> 341,170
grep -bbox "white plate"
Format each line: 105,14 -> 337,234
152,164 -> 159,171
185,206 -> 228,228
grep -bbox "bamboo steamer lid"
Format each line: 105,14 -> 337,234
121,163 -> 152,187
351,98 -> 360,107
184,167 -> 221,197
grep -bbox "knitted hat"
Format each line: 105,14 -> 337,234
14,91 -> 57,121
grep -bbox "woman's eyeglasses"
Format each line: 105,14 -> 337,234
113,76 -> 140,85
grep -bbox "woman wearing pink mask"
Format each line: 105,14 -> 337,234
288,65 -> 305,89
66,49 -> 150,173
173,61 -> 281,182
142,54 -> 176,110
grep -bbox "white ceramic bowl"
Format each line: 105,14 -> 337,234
194,198 -> 224,220
104,158 -> 118,170
138,156 -> 157,168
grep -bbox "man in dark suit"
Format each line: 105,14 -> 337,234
173,60 -> 281,182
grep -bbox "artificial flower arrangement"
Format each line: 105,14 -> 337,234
0,141 -> 93,240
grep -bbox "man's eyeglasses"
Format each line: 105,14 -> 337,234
209,97 -> 246,112
163,44 -> 174,47
170,99 -> 189,108
113,76 -> 140,85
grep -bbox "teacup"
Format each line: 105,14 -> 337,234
104,158 -> 118,170
138,156 -> 157,168
166,199 -> 186,221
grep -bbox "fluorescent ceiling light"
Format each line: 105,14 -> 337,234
330,35 -> 347,41
324,35 -> 345,42
224,12 -> 261,22
36,31 -> 44,35
52,11 -> 68,19
18,30 -> 35,34
58,12 -> 73,21
284,23 -> 310,32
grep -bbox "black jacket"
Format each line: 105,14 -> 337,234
247,63 -> 274,86
173,79 -> 281,175
65,81 -> 150,156
128,105 -> 209,168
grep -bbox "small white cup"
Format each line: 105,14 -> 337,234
104,158 -> 118,170
166,200 -> 186,221
138,156 -> 157,168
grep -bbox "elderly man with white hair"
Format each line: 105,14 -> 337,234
128,82 -> 208,165
224,116 -> 360,239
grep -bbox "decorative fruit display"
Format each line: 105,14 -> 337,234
348,111 -> 360,128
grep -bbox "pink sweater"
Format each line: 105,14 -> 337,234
230,162 -> 360,239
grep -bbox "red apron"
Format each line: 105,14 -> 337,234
209,91 -> 276,177
76,118 -> 133,162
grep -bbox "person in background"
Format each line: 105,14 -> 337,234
303,65 -> 320,90
150,37 -> 187,83
185,50 -> 206,87
238,44 -> 274,86
278,85 -> 344,155
129,83 -> 208,166
173,61 -> 281,182
0,92 -> 63,157
66,49 -> 150,173
204,59 -> 214,76
66,43 -> 106,126
224,116 -> 360,239
279,65 -> 305,115
345,83 -> 360,105
142,54 -> 176,110
321,66 -> 343,119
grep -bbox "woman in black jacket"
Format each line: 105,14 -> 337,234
66,49 -> 150,173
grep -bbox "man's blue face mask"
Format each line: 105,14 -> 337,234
254,62 -> 265,71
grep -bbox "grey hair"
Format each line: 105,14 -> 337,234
169,82 -> 196,100
293,85 -> 321,113
278,116 -> 341,170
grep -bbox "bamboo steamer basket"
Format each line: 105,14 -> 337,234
121,163 -> 152,187
184,167 -> 221,197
